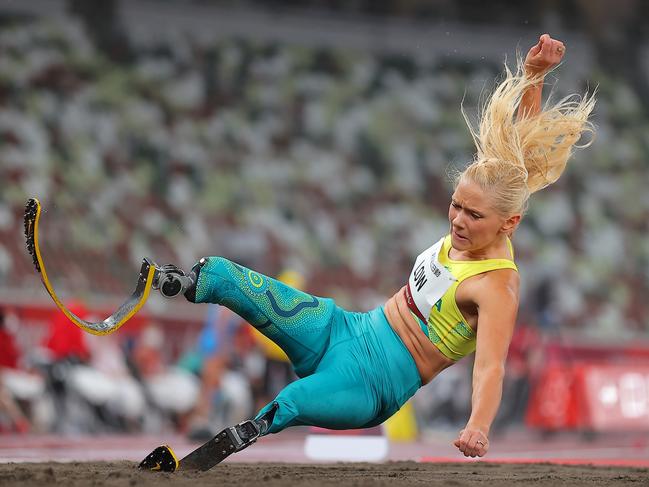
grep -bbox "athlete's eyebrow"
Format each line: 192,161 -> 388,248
452,199 -> 484,216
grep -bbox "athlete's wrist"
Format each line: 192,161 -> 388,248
465,420 -> 490,437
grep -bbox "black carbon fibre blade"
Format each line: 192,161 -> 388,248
179,420 -> 261,471
179,430 -> 236,471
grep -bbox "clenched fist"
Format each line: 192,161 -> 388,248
524,33 -> 565,77
453,427 -> 489,458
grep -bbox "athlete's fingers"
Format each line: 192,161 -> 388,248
526,36 -> 565,77
455,429 -> 476,457
465,434 -> 481,457
471,434 -> 489,457
528,39 -> 542,57
466,432 -> 484,457
453,429 -> 464,450
476,438 -> 489,457
469,431 -> 489,457
455,428 -> 489,458
540,36 -> 554,57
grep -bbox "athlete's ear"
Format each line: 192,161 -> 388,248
500,214 -> 521,234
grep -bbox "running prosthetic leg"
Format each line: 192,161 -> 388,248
24,198 -> 157,335
23,197 -> 195,335
139,404 -> 277,472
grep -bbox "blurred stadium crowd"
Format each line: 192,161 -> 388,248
0,301 -> 286,436
1,0 -> 649,435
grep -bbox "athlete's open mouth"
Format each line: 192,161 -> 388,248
453,230 -> 468,241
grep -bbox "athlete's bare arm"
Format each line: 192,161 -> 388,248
453,268 -> 520,458
517,33 -> 566,120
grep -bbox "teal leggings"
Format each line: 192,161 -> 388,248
193,257 -> 421,434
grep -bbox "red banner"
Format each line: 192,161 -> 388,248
527,364 -> 649,431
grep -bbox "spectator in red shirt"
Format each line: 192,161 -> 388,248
0,307 -> 30,433
0,308 -> 19,369
43,300 -> 90,363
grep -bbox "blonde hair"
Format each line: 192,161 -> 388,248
457,60 -> 596,217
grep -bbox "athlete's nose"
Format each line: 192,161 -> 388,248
451,211 -> 466,229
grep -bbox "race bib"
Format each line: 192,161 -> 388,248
406,237 -> 456,321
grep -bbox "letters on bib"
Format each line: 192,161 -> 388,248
405,237 -> 456,323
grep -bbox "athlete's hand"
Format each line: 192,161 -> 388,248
524,33 -> 565,77
453,427 -> 489,458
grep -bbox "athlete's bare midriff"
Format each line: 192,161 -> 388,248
384,286 -> 455,385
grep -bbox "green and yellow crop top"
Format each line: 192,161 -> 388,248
404,234 -> 518,361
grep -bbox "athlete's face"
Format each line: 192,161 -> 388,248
448,179 -> 518,251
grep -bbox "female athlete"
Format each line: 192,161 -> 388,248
153,33 -> 595,460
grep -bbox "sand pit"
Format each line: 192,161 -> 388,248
0,461 -> 647,486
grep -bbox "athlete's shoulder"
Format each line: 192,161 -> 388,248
462,266 -> 519,307
473,268 -> 520,305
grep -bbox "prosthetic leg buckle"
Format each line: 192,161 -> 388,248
138,444 -> 179,472
228,419 -> 263,451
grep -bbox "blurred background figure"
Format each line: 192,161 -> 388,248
39,300 -> 92,433
130,322 -> 200,433
179,305 -> 254,440
0,307 -> 44,433
77,331 -> 147,432
42,301 -> 90,366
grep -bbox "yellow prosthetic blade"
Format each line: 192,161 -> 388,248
23,198 -> 157,335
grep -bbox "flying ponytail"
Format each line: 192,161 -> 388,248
458,60 -> 596,216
